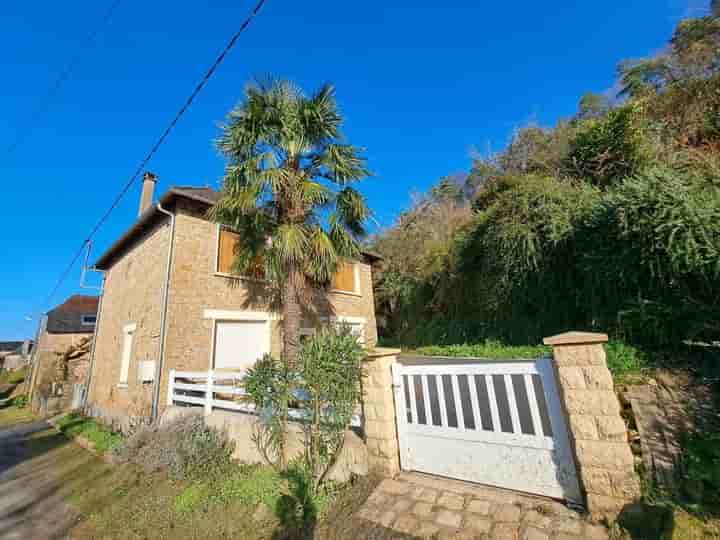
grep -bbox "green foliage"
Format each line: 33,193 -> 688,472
209,78 -> 371,362
297,325 -> 364,491
0,367 -> 28,385
416,341 -> 548,359
604,342 -> 648,380
563,105 -> 648,187
244,354 -> 293,469
684,434 -> 720,504
57,412 -> 123,454
577,92 -> 611,120
244,325 -> 364,494
114,414 -> 233,480
11,394 -> 28,408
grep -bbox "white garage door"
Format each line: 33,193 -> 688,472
213,320 -> 269,370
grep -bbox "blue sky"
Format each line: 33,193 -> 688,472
0,0 -> 706,339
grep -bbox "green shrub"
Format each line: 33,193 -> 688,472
114,414 -> 233,480
563,105 -> 649,187
684,434 -> 720,503
57,412 -> 123,453
604,342 -> 648,380
416,341 -> 548,359
244,325 -> 365,495
11,395 -> 28,408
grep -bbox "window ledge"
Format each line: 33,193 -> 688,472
213,272 -> 268,284
116,383 -> 129,389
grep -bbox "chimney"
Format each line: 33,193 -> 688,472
138,172 -> 157,216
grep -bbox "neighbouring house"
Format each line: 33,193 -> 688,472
28,294 -> 99,413
86,172 -> 380,429
0,340 -> 33,371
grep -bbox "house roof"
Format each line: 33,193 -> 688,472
45,295 -> 100,334
0,341 -> 23,353
94,186 -> 382,270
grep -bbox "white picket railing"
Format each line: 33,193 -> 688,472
167,369 -> 362,428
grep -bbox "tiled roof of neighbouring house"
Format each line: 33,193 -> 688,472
0,341 -> 24,353
46,294 -> 99,334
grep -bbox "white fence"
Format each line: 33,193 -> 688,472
167,369 -> 362,428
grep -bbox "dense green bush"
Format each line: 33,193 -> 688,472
563,105 -> 648,187
244,324 -> 364,494
57,412 -> 123,453
684,434 -> 720,504
114,413 -> 234,480
416,341 -> 548,359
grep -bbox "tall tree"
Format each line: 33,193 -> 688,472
210,79 -> 371,363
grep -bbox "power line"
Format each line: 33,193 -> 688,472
40,0 -> 268,311
7,0 -> 123,155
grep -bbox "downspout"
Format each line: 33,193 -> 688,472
81,276 -> 106,411
151,203 -> 176,422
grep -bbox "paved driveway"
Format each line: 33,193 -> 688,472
0,420 -> 80,539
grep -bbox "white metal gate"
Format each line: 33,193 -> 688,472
392,356 -> 581,502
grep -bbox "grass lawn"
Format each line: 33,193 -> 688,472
0,400 -> 35,427
6,416 -> 384,540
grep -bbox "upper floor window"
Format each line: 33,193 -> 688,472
81,314 -> 97,326
216,227 -> 265,279
331,262 -> 360,295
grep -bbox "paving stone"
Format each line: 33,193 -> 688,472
522,510 -> 552,529
379,510 -> 396,528
494,503 -> 522,522
415,521 -> 441,538
393,498 -> 413,512
378,479 -> 410,495
357,505 -> 383,522
411,486 -> 439,503
412,502 -> 434,518
494,523 -> 520,540
364,490 -> 388,507
464,514 -> 491,533
394,514 -> 420,534
435,509 -> 463,528
522,527 -> 549,540
554,518 -> 583,535
437,492 -> 465,510
555,534 -> 583,540
467,499 -> 491,515
584,523 -> 610,539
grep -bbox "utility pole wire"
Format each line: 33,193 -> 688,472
39,0 -> 268,310
7,0 -> 123,155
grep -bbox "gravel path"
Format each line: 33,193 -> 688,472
0,420 -> 80,539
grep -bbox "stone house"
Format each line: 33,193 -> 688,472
86,173 -> 380,428
28,294 -> 99,411
0,340 -> 33,371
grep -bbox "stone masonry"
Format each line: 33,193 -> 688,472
358,473 -> 609,539
87,192 -> 379,427
363,348 -> 402,476
543,332 -> 640,521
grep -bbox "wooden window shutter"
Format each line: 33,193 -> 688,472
218,228 -> 265,279
331,262 -> 357,293
218,229 -> 240,274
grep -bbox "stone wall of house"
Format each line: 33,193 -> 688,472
30,331 -> 87,407
86,219 -> 171,426
87,197 -> 379,425
157,198 -> 379,409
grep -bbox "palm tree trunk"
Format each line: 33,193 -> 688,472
282,264 -> 303,366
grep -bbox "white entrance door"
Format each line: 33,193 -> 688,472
392,357 -> 581,503
213,320 -> 269,370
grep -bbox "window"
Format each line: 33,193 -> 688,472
216,227 -> 265,279
213,320 -> 270,370
81,314 -> 97,326
331,262 -> 359,294
119,323 -> 135,385
300,317 -> 366,345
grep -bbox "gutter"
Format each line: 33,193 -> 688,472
81,277 -> 106,410
151,203 -> 176,422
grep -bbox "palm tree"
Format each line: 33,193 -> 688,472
210,79 -> 371,364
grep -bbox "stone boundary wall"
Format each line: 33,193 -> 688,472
543,331 -> 640,520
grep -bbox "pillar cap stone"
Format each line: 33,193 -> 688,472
366,347 -> 402,359
543,331 -> 608,346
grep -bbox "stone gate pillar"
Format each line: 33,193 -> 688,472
363,348 -> 402,476
543,332 -> 640,521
